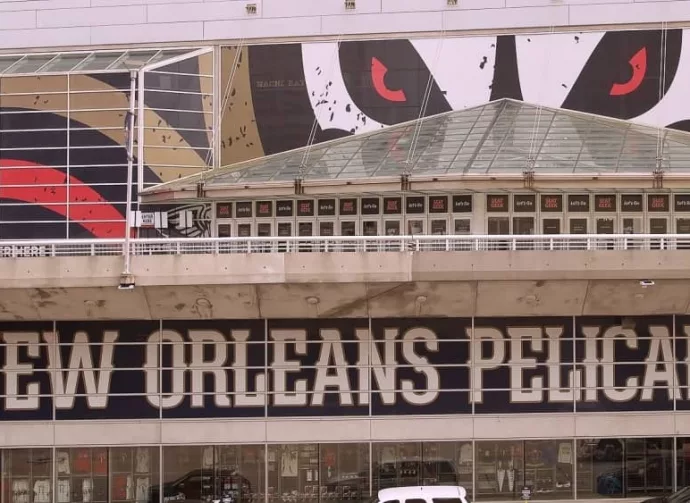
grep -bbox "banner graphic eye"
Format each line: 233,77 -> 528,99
610,47 -> 647,96
371,57 -> 407,102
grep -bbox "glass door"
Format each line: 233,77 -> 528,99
383,219 -> 402,251
276,221 -> 292,252
256,220 -> 273,253
318,220 -> 335,252
596,217 -> 615,250
217,222 -> 232,238
541,218 -> 562,250
512,216 -> 535,250
406,217 -> 426,236
488,216 -> 510,250
621,216 -> 643,250
340,220 -> 357,252
362,220 -> 379,252
430,217 -> 448,251
236,222 -> 252,253
568,217 -> 589,251
542,218 -> 561,234
649,217 -> 669,250
676,217 -> 690,249
297,220 -> 314,252
453,217 -> 471,251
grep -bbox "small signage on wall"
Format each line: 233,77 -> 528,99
452,195 -> 472,213
567,194 -> 590,212
540,195 -> 562,212
594,194 -> 616,212
318,199 -> 336,216
675,195 -> 690,212
648,194 -> 669,212
297,200 -> 314,217
256,201 -> 273,218
487,194 -> 509,212
429,196 -> 448,213
140,212 -> 155,228
361,198 -> 380,215
513,194 -> 536,212
406,197 -> 425,214
236,202 -> 252,218
621,195 -> 642,212
340,198 -> 357,216
383,197 -> 402,215
276,200 -> 294,217
216,203 -> 232,219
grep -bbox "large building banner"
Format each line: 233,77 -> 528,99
0,316 -> 688,421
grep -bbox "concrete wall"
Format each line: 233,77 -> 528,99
1,250 -> 690,319
2,412 -> 688,446
2,0 -> 690,51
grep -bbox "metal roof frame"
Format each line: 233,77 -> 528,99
0,46 -> 209,77
140,98 -> 690,203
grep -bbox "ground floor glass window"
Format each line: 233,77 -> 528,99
576,438 -> 672,499
0,438 -> 684,502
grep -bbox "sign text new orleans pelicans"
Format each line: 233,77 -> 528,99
0,316 -> 689,419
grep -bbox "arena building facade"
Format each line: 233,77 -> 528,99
3,2 -> 690,503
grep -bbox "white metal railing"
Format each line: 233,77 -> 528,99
0,234 -> 689,258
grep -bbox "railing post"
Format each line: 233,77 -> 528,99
90,243 -> 95,256
176,242 -> 181,255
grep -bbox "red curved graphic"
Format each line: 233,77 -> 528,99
610,47 -> 647,96
371,57 -> 407,102
0,160 -> 125,238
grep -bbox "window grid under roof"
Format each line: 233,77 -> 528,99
144,99 -> 690,194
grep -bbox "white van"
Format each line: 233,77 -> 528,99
376,486 -> 470,503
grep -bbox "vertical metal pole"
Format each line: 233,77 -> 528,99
123,70 -> 137,274
137,69 -> 146,196
66,74 -> 71,239
213,45 -> 222,170
673,314 -> 678,492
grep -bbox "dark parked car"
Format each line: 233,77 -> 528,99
148,469 -> 254,503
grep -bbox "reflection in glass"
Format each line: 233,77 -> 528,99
320,443 -> 370,502
54,447 -> 108,503
3,449 -> 52,503
373,442 -> 468,494
678,438 -> 690,489
161,445 -> 263,503
576,438 -> 672,499
475,440 -> 573,500
268,444 -> 319,503
475,441 -> 523,501
111,446 -> 158,502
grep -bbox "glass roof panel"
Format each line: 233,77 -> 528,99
39,53 -> 92,73
4,55 -> 56,74
0,48 -> 203,75
109,50 -> 161,70
142,98 -> 690,195
74,51 -> 127,71
0,56 -> 21,73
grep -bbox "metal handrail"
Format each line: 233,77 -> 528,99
0,233 -> 687,258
